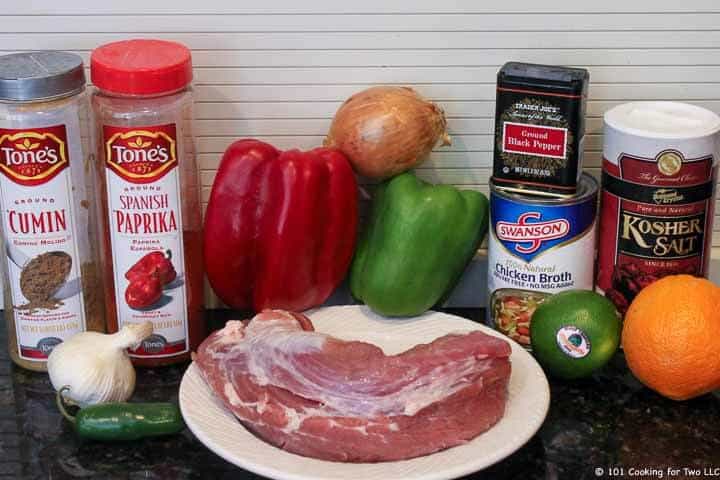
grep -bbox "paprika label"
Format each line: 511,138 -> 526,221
103,123 -> 188,358
0,125 -> 86,360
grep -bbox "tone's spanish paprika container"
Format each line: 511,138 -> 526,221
90,39 -> 204,366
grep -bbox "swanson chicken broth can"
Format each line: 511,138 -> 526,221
597,102 -> 720,315
487,173 -> 598,348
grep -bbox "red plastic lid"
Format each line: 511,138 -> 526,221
91,39 -> 192,95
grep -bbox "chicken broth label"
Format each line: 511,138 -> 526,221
597,152 -> 715,314
487,177 -> 597,347
0,125 -> 86,361
103,123 -> 188,358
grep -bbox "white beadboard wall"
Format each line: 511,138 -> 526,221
3,0 -> 720,307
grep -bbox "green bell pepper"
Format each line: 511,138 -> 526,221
350,172 -> 489,316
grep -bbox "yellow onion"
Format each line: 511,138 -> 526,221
324,86 -> 451,179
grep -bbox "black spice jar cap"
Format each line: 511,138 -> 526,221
498,62 -> 589,96
0,51 -> 86,102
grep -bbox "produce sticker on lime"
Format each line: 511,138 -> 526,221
555,326 -> 591,359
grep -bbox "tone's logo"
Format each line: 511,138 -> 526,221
0,126 -> 68,186
496,212 -> 570,254
104,124 -> 177,184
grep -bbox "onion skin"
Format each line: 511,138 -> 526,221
324,86 -> 451,179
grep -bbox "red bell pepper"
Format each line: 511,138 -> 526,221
125,275 -> 163,309
125,250 -> 177,285
203,139 -> 358,312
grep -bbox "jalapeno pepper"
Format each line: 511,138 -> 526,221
57,387 -> 184,441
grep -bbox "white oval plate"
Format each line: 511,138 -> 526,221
179,305 -> 550,480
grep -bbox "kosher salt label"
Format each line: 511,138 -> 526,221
103,123 -> 188,358
0,124 -> 86,360
493,62 -> 589,197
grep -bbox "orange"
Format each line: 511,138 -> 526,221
622,274 -> 720,400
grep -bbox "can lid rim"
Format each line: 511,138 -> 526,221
490,173 -> 598,205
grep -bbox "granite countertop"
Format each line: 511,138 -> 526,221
1,309 -> 719,480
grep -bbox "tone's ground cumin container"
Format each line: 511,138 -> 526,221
493,62 -> 589,198
0,52 -> 104,371
487,173 -> 598,348
597,102 -> 720,315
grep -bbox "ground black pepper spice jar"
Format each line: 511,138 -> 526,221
493,62 -> 589,198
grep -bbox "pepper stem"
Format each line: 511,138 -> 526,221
165,249 -> 172,260
56,386 -> 77,425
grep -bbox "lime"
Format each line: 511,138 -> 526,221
530,290 -> 621,380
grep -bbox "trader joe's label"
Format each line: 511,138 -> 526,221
103,123 -> 188,358
493,90 -> 583,194
0,125 -> 85,360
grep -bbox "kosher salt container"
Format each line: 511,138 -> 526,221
0,51 -> 105,371
597,101 -> 720,315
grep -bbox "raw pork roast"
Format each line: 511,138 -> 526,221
195,309 -> 512,462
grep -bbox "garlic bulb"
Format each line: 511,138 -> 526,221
47,322 -> 153,406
